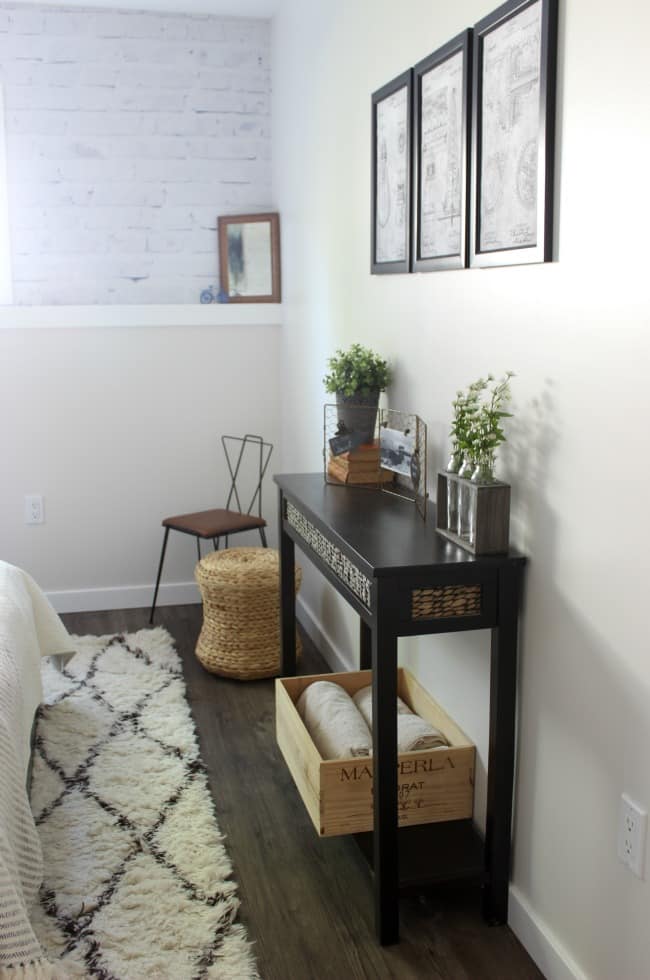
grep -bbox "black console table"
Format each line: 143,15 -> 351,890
275,473 -> 526,945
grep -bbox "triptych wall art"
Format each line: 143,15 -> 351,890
370,0 -> 558,275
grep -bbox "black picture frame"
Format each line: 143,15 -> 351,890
412,30 -> 472,273
469,0 -> 558,267
371,69 -> 413,275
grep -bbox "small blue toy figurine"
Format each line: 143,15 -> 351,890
200,286 -> 214,304
216,286 -> 229,303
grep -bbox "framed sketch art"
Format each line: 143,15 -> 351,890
412,31 -> 472,273
469,0 -> 558,267
218,212 -> 281,302
371,69 -> 413,275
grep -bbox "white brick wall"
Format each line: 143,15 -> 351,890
0,3 -> 272,304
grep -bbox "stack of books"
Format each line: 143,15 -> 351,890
327,441 -> 394,485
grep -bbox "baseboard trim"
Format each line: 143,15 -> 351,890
46,581 -> 200,614
508,886 -> 588,980
296,594 -> 355,674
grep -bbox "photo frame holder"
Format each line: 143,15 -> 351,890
323,405 -> 428,520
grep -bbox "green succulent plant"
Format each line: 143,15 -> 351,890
323,343 -> 392,397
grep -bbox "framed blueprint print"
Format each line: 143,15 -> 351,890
218,212 -> 281,302
469,0 -> 558,267
412,30 -> 472,272
371,69 -> 412,275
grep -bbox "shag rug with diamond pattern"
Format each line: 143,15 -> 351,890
28,627 -> 258,980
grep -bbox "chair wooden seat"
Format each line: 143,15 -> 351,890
163,509 -> 266,538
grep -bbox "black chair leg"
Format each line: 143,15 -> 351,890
213,538 -> 219,550
259,527 -> 268,547
196,537 -> 201,562
150,527 -> 170,625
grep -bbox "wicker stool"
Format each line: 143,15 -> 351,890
194,547 -> 302,680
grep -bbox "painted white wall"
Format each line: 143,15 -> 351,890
0,6 -> 282,607
0,84 -> 11,304
0,3 -> 271,305
272,2 -> 650,979
0,307 -> 282,611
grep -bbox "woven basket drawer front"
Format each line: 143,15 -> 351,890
386,574 -> 498,630
412,584 -> 482,621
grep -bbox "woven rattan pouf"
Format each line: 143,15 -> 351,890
194,547 -> 302,680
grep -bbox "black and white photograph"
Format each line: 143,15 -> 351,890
328,427 -> 367,457
379,425 -> 416,476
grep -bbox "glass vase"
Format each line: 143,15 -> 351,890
446,450 -> 461,534
468,456 -> 495,545
456,456 -> 473,539
470,458 -> 496,485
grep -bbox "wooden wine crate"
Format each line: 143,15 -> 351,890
275,667 -> 475,837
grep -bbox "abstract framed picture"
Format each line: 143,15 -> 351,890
218,212 -> 281,302
371,69 -> 413,275
412,30 -> 472,272
469,0 -> 558,267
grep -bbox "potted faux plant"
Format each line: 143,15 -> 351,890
323,343 -> 392,442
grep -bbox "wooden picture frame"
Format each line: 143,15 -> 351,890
218,212 -> 281,302
371,69 -> 413,275
469,0 -> 558,267
412,30 -> 472,273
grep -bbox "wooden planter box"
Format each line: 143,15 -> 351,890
436,470 -> 510,555
275,667 -> 475,838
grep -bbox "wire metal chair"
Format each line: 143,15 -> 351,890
149,433 -> 273,624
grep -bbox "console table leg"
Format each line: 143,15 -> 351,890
360,618 -> 371,670
372,617 -> 399,945
278,491 -> 297,676
483,563 -> 520,924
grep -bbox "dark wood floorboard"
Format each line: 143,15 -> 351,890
60,604 -> 545,980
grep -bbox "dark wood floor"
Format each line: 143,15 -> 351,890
60,604 -> 544,980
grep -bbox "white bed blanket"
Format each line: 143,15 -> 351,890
0,561 -> 74,978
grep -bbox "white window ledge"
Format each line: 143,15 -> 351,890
0,303 -> 282,329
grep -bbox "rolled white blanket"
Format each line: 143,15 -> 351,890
296,680 -> 373,760
352,685 -> 449,752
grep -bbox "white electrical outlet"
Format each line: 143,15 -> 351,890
617,793 -> 647,878
24,494 -> 44,525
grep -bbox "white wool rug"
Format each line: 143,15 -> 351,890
29,627 -> 259,980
